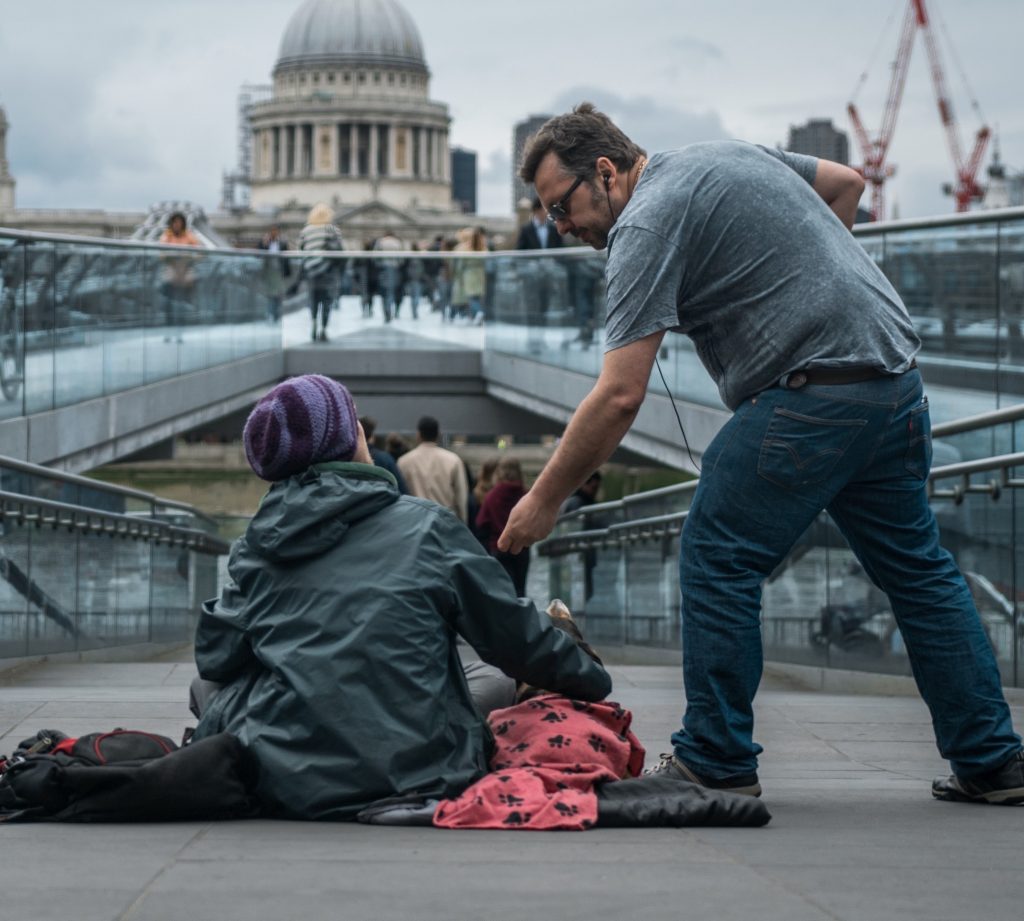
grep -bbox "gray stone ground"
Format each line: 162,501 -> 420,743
0,651 -> 1022,921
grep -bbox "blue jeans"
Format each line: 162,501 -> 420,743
671,369 -> 1020,781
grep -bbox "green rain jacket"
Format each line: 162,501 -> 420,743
192,462 -> 611,820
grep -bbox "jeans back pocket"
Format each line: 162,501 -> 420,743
758,407 -> 867,490
905,398 -> 933,480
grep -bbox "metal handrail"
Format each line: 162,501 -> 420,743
0,490 -> 229,554
0,454 -> 219,530
852,204 -> 1024,235
0,225 -> 603,260
927,451 -> 1024,504
932,403 -> 1024,439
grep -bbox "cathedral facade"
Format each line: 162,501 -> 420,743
250,0 -> 453,215
0,0 -> 512,247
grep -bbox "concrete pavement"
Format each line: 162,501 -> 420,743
0,651 -> 1021,921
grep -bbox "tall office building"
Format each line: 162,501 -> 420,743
0,106 -> 15,212
787,118 -> 849,165
512,114 -> 552,209
450,146 -> 477,213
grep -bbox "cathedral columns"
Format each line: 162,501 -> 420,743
417,127 -> 428,180
368,124 -> 378,179
294,124 -> 305,177
313,123 -> 335,177
349,124 -> 359,177
276,127 -> 287,178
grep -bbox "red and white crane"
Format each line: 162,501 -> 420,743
847,0 -> 989,220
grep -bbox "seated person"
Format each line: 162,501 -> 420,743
190,374 -> 610,820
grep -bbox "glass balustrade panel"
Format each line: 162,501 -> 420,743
25,526 -> 80,656
20,240 -> 57,415
0,237 -> 26,420
997,219 -> 1024,408
0,517 -> 30,658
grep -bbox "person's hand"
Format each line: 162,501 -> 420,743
497,492 -> 560,555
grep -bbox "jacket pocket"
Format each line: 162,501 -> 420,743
905,398 -> 933,480
758,408 -> 867,490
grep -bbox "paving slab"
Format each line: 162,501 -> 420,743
0,655 -> 1021,921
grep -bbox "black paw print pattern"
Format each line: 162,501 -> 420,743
554,802 -> 580,816
498,792 -> 524,806
503,811 -> 533,826
493,720 -> 516,736
541,711 -> 568,723
528,699 -> 553,710
587,734 -> 607,753
509,741 -> 530,753
547,734 -> 571,749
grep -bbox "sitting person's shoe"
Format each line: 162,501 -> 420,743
644,752 -> 762,797
932,750 -> 1024,805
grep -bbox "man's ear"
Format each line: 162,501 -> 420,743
595,156 -> 617,185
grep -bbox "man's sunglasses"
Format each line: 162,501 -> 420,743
546,175 -> 586,222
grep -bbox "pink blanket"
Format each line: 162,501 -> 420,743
434,695 -> 645,830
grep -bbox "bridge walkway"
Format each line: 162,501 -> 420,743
1,653 -> 1021,921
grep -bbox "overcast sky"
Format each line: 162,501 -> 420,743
1,0 -> 1020,220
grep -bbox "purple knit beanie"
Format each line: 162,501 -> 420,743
243,374 -> 359,481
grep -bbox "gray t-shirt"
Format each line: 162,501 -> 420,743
604,140 -> 919,409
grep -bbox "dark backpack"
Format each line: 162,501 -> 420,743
0,728 -> 258,823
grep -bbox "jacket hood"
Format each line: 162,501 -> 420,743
244,462 -> 398,563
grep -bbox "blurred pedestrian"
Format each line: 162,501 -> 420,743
298,203 -> 344,342
360,415 -> 409,494
258,224 -> 291,322
452,227 -> 487,325
476,457 -> 530,596
374,233 -> 403,322
159,211 -> 201,340
385,431 -> 409,464
398,415 -> 469,522
469,457 -> 500,545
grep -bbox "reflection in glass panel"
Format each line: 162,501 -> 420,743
624,535 -> 679,648
25,527 -> 80,656
886,224 -> 999,423
103,250 -> 147,394
0,237 -> 25,419
577,544 -> 625,646
22,240 -> 56,414
997,219 -> 1024,407
52,244 -> 108,407
0,519 -> 30,658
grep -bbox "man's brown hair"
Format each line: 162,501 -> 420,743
519,102 -> 646,184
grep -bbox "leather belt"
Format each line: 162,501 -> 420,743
783,359 -> 917,389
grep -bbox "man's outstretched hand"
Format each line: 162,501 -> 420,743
497,492 -> 560,555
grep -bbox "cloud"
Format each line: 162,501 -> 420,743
477,149 -> 512,216
662,35 -> 724,62
549,88 -> 730,153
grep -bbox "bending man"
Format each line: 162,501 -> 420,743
498,103 -> 1023,805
